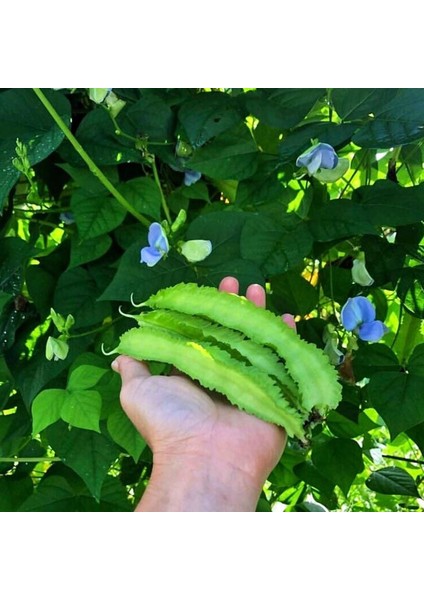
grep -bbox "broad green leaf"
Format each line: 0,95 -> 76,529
124,93 -> 174,142
0,238 -> 36,295
353,120 -> 424,148
70,234 -> 112,268
60,390 -> 102,432
19,474 -> 131,512
397,267 -> 424,318
187,210 -> 250,267
67,365 -> 108,392
204,258 -> 265,293
53,267 -> 111,328
179,91 -> 243,147
99,245 -> 194,303
0,474 -> 33,511
293,461 -> 335,495
377,89 -> 424,123
71,190 -> 127,240
31,389 -> 68,435
311,438 -> 364,495
368,371 -> 424,438
308,202 -> 376,242
279,122 -> 357,164
59,108 -> 140,166
366,466 -> 420,497
331,89 -> 398,121
187,124 -> 258,180
353,180 -> 424,227
0,89 -> 71,211
270,272 -> 319,316
107,408 -> 146,462
353,344 -> 400,381
46,421 -> 120,501
244,88 -> 325,129
117,177 -> 162,221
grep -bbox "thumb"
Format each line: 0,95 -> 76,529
111,355 -> 151,383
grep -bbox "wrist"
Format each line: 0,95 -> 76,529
136,450 -> 266,512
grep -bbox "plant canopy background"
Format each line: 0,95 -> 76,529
1,87 -> 424,512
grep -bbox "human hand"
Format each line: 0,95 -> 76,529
112,276 -> 296,511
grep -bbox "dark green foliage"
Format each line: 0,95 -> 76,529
1,87 -> 423,511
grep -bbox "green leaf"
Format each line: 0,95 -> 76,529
204,258 -> 265,293
331,89 -> 398,121
67,365 -> 108,391
46,421 -> 120,501
311,438 -> 364,495
308,202 -> 376,242
53,267 -> 111,328
31,389 -> 68,435
0,474 -> 33,511
279,122 -> 358,163
353,180 -> 424,227
99,244 -> 194,303
60,390 -> 102,433
124,92 -> 174,142
0,89 -> 71,211
293,461 -> 335,495
187,210 -> 250,267
244,88 -> 325,129
366,467 -> 420,497
107,408 -> 146,462
270,272 -> 319,316
70,234 -> 112,268
0,237 -> 37,295
117,177 -> 162,221
187,124 -> 258,180
59,108 -> 140,166
178,91 -> 243,147
71,190 -> 127,240
368,371 -> 424,438
353,120 -> 424,148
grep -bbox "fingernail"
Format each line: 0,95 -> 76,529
111,358 -> 120,372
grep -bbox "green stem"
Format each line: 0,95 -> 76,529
338,151 -> 368,199
32,88 -> 151,228
0,456 -> 61,463
151,157 -> 172,224
381,454 -> 424,466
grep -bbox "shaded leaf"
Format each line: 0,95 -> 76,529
46,421 -> 120,501
366,466 -> 420,497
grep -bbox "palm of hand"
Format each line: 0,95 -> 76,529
118,357 -> 286,477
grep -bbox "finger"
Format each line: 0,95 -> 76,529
219,276 -> 239,295
282,313 -> 297,332
111,355 -> 151,382
246,283 -> 266,308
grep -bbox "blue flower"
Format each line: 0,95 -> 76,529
140,223 -> 169,267
341,297 -> 388,342
296,142 -> 339,176
184,170 -> 202,186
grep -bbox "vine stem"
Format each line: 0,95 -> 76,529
32,88 -> 151,228
381,454 -> 424,466
151,157 -> 172,224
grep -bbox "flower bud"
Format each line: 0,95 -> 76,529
46,336 -> 69,361
180,240 -> 212,263
351,253 -> 374,286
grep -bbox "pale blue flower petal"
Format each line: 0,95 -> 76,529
184,170 -> 202,186
341,297 -> 376,330
296,142 -> 339,176
140,246 -> 163,267
358,321 -> 388,342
